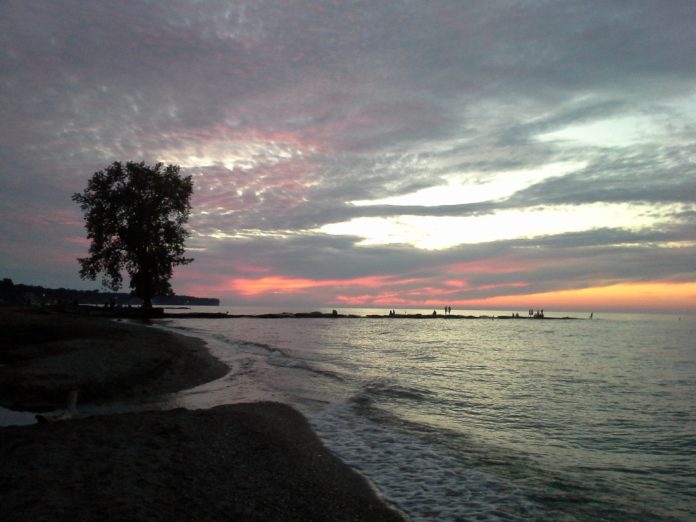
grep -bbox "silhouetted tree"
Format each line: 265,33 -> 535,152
73,161 -> 193,311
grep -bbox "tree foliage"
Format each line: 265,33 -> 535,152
72,161 -> 193,309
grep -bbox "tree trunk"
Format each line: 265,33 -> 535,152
138,265 -> 153,316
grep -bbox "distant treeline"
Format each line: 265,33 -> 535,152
0,278 -> 219,306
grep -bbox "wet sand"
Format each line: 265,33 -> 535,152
0,306 -> 229,412
0,307 -> 405,521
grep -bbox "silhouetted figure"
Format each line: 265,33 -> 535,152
433,310 -> 437,316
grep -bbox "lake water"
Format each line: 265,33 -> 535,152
157,309 -> 695,521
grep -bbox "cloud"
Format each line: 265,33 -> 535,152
1,0 -> 695,311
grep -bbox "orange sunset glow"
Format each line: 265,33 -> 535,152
470,281 -> 696,312
175,268 -> 696,313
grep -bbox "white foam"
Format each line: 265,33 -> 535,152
311,402 -> 543,521
153,322 -> 348,415
0,406 -> 36,427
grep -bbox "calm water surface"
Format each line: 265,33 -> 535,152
161,311 -> 694,521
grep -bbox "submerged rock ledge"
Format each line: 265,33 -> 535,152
164,311 -> 580,320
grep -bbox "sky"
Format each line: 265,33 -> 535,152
1,0 -> 695,313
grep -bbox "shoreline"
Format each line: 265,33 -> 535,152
0,306 -> 407,521
0,307 -> 229,412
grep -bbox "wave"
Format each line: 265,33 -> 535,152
358,379 -> 434,402
311,402 -> 547,521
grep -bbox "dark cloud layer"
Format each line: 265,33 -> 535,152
1,1 -> 695,310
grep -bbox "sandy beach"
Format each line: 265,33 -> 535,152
0,307 -> 405,521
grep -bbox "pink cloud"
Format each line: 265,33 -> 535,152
227,274 -> 421,296
189,157 -> 319,226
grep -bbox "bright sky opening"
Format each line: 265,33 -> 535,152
318,203 -> 668,250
